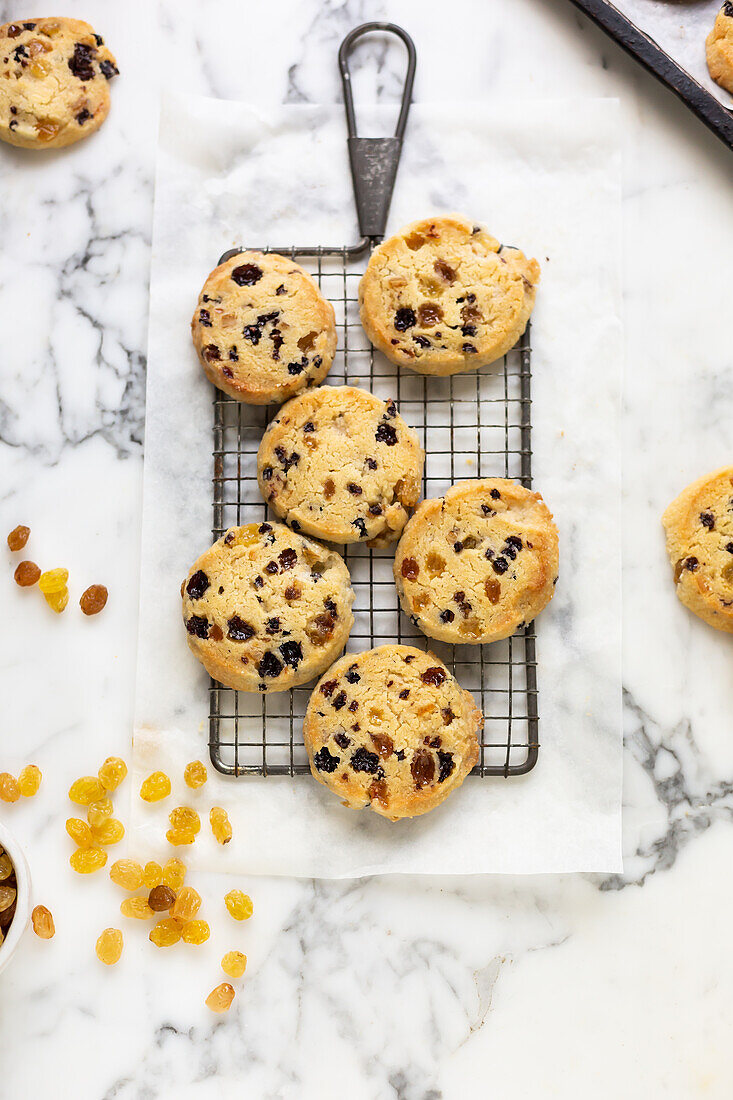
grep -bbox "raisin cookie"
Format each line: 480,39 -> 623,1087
394,479 -> 559,644
191,252 -> 336,404
707,4 -> 733,95
182,522 -> 355,692
0,18 -> 118,149
662,466 -> 733,634
358,215 -> 540,376
257,386 -> 424,545
303,645 -> 482,820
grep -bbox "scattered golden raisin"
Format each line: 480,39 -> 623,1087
87,798 -> 113,828
149,918 -> 181,947
98,756 -> 127,791
210,806 -> 232,845
206,983 -> 235,1013
0,774 -> 20,803
80,584 -> 108,616
139,771 -> 171,802
166,829 -> 195,846
142,861 -> 163,889
221,951 -> 247,979
96,927 -> 123,965
110,859 -> 143,891
44,587 -> 69,614
38,567 -> 68,594
68,776 -> 105,806
18,764 -> 42,797
161,858 -> 186,889
31,905 -> 55,939
181,919 -> 209,945
120,896 -> 154,920
7,525 -> 30,552
0,884 -> 16,913
169,807 -> 200,835
66,818 -> 93,847
70,846 -> 107,874
171,886 -> 201,923
14,560 -> 40,587
148,885 -> 176,912
91,818 -> 125,845
224,890 -> 253,922
183,760 -> 207,789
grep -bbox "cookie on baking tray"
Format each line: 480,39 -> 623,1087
256,385 -> 424,545
191,251 -> 337,405
706,4 -> 733,95
182,522 -> 354,692
358,214 -> 540,376
303,645 -> 482,821
0,18 -> 118,149
662,466 -> 733,633
394,478 -> 559,644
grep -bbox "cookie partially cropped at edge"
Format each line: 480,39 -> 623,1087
358,214 -> 540,376
182,522 -> 355,693
257,385 -> 424,545
394,479 -> 559,645
706,4 -> 733,95
662,466 -> 733,634
303,644 -> 482,821
0,18 -> 118,149
191,252 -> 337,405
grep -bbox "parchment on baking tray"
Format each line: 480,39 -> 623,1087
129,94 -> 623,877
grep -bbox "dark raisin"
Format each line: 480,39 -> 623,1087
227,616 -> 255,641
726,543 -> 733,554
258,522 -> 272,533
481,505 -> 495,517
401,558 -> 419,580
262,467 -> 273,481
93,33 -> 103,44
68,42 -> 95,81
441,707 -> 455,725
253,576 -> 264,589
365,457 -> 377,470
287,361 -> 304,375
290,520 -> 301,532
186,615 -> 210,639
314,747 -> 340,773
76,108 -> 92,125
420,666 -> 447,687
222,366 -> 234,379
279,640 -> 303,668
6,25 -> 21,37
700,511 -> 715,530
266,617 -> 280,635
375,423 -> 397,446
275,284 -> 286,295
320,680 -> 337,697
414,335 -> 431,348
490,488 -> 501,500
347,483 -> 362,496
399,689 -> 410,699
278,548 -> 297,571
345,666 -> 360,684
242,325 -> 261,345
394,307 -> 416,331
224,530 -> 235,545
394,749 -> 406,761
231,263 -> 263,286
453,541 -> 463,553
353,518 -> 368,538
440,609 -> 455,623
461,325 -> 477,337
437,751 -> 455,782
203,344 -> 221,362
411,749 -> 436,788
229,347 -> 239,361
198,309 -> 212,327
264,561 -> 278,575
434,260 -> 456,283
333,692 -> 347,711
324,597 -> 337,614
462,343 -> 477,354
210,624 -> 223,642
99,59 -> 119,79
403,654 -> 415,663
351,747 -> 380,774
685,556 -> 699,572
334,732 -> 351,749
258,652 -> 283,678
505,535 -> 523,552
186,570 -> 210,599
368,504 -> 383,516
453,591 -> 465,603
348,700 -> 359,713
492,556 -> 509,575
12,44 -> 28,61
303,421 -> 315,433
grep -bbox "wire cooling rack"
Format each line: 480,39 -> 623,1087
208,241 -> 539,779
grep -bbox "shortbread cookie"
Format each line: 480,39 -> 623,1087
706,4 -> 733,95
359,215 -> 540,376
662,466 -> 733,633
191,252 -> 336,404
0,18 -> 118,149
257,386 -> 424,545
394,479 -> 559,644
303,645 -> 482,820
182,522 -> 354,692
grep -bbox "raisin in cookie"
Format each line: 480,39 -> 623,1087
359,215 -> 540,376
0,18 -> 118,149
182,522 -> 354,692
257,386 -> 424,545
304,645 -> 482,820
707,4 -> 733,95
191,252 -> 336,405
394,479 -> 559,644
662,466 -> 733,634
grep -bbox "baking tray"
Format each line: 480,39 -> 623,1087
207,23 -> 539,779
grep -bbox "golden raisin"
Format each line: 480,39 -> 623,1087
120,896 -> 154,920
70,846 -> 107,874
206,983 -> 235,1013
148,885 -> 176,912
221,951 -> 247,979
87,797 -> 113,828
34,119 -> 60,142
14,560 -> 40,587
98,756 -> 127,791
30,57 -> 51,77
66,818 -> 93,847
181,919 -> 210,945
0,773 -> 20,803
166,829 -> 195,846
109,859 -> 143,891
31,905 -> 55,939
210,806 -> 232,845
0,852 -> 13,880
80,584 -> 108,615
91,818 -> 125,845
142,861 -> 163,889
38,567 -> 68,594
139,771 -> 171,802
0,884 -> 16,912
161,858 -> 186,889
68,776 -> 105,806
224,890 -> 253,921
171,886 -> 201,922
7,525 -> 30,552
169,806 -> 200,834
183,760 -> 207,789
18,764 -> 42,797
149,918 -> 181,947
96,927 -> 123,965
44,587 -> 69,614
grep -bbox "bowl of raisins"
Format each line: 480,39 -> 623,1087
0,820 -> 30,975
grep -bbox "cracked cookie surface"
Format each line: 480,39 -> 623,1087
706,4 -> 733,95
394,479 -> 559,644
182,522 -> 354,692
303,644 -> 482,820
359,214 -> 540,376
191,251 -> 336,405
257,385 -> 424,545
0,18 -> 118,149
662,466 -> 733,633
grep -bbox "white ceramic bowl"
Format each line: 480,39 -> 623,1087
0,819 -> 31,975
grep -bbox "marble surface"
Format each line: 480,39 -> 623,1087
0,0 -> 731,1096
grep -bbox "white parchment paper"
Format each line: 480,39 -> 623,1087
130,94 -> 623,876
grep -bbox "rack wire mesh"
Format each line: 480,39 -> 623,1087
209,242 -> 539,778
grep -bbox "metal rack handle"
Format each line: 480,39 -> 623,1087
338,23 -> 416,240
